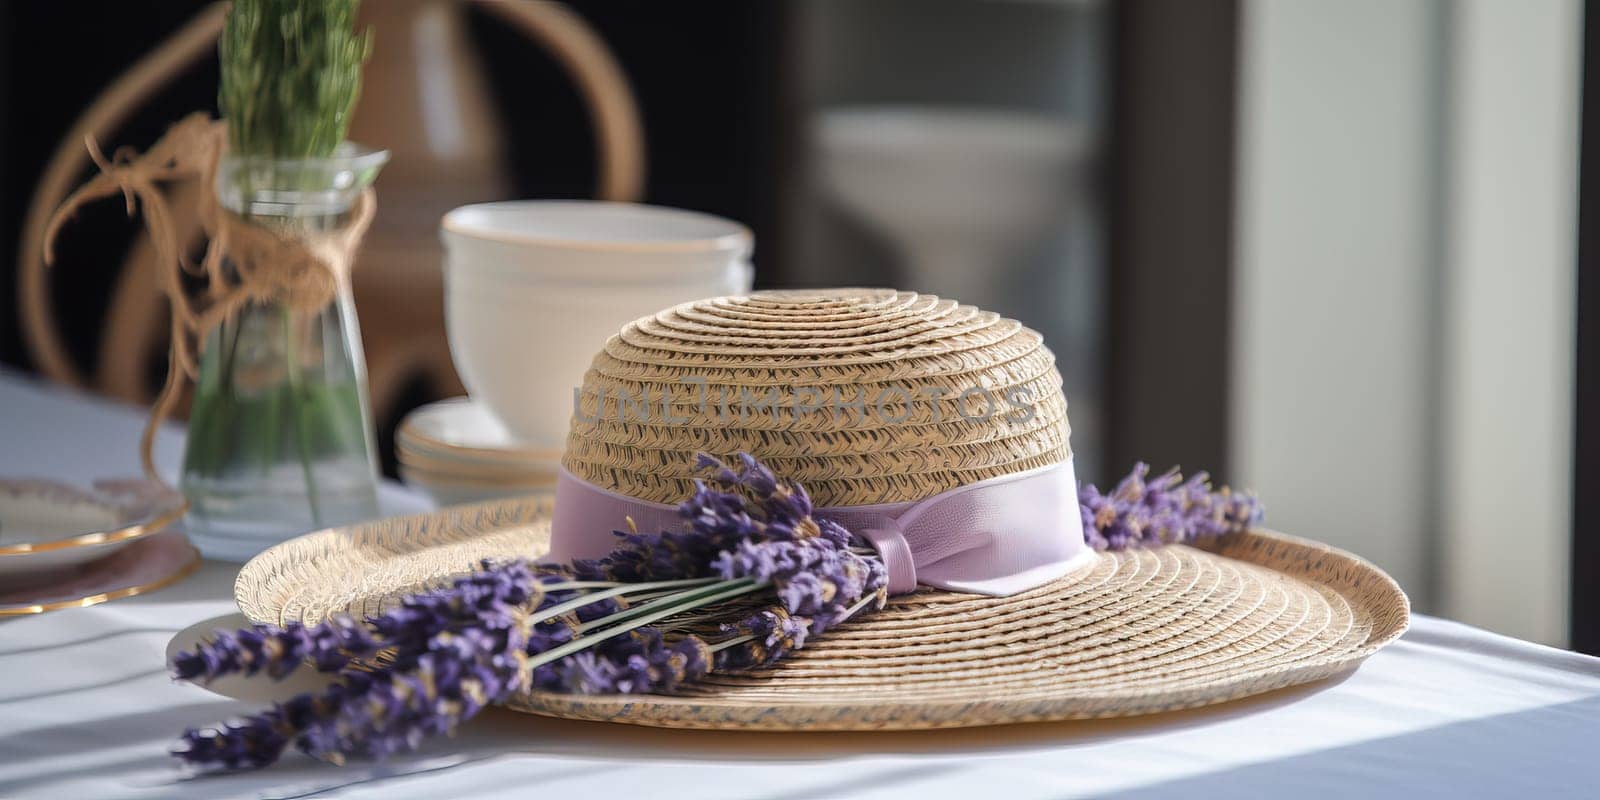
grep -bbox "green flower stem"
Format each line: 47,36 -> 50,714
524,576 -> 723,628
284,309 -> 322,524
527,580 -> 765,671
258,331 -> 282,477
615,587 -> 705,604
191,319 -> 247,479
536,580 -> 636,592
573,579 -> 759,636
839,591 -> 880,620
220,0 -> 370,159
706,634 -> 754,654
218,315 -> 244,392
706,591 -> 880,655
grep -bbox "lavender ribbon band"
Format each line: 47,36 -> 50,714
546,458 -> 1093,597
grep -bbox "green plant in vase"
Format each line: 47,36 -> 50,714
181,0 -> 387,559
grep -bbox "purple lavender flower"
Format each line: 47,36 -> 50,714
174,558 -> 552,691
172,616 -> 381,682
174,560 -> 550,770
176,603 -> 531,769
552,454 -> 884,691
571,481 -> 757,582
181,453 -> 1257,773
713,538 -> 881,630
715,607 -> 815,671
313,625 -> 527,762
571,452 -> 843,582
709,541 -> 886,672
555,629 -> 712,694
1078,463 -> 1263,551
175,713 -> 292,771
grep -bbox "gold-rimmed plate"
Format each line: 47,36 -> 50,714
0,478 -> 187,580
0,529 -> 200,615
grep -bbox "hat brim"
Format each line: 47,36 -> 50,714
237,497 -> 1409,730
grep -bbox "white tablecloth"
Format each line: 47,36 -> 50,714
1,370 -> 1597,799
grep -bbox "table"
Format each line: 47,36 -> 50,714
2,370 -> 1597,799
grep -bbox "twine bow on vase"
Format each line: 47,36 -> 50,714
43,113 -> 387,560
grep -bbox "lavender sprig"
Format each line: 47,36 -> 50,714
173,561 -> 551,685
178,623 -> 528,767
172,616 -> 381,682
571,453 -> 842,583
1079,463 -> 1263,551
548,628 -> 712,694
714,536 -> 886,632
173,454 -> 1256,772
174,561 -> 542,768
172,453 -> 883,771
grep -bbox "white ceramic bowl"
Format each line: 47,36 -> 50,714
441,201 -> 755,445
442,201 -> 753,285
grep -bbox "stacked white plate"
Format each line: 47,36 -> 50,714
396,398 -> 562,506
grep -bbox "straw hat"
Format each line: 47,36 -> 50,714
238,288 -> 1408,729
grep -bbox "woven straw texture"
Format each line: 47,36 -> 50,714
235,289 -> 1407,729
235,496 -> 1409,730
564,289 -> 1070,506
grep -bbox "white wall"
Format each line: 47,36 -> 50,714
1440,0 -> 1579,646
1233,0 -> 1442,605
1233,0 -> 1581,645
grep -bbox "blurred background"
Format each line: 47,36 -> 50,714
0,0 -> 1591,652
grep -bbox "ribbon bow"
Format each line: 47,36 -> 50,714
548,458 -> 1093,598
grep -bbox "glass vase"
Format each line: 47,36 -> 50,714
181,145 -> 389,561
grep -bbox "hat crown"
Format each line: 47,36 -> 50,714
563,288 -> 1071,506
